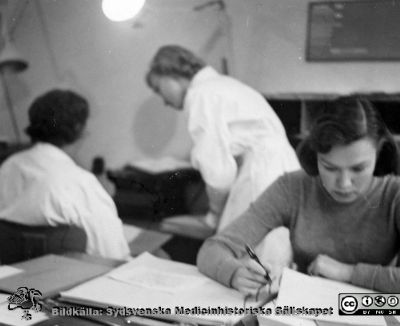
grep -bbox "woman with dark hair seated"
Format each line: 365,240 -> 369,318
197,96 -> 400,297
0,89 -> 130,260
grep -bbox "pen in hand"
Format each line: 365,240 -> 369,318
245,244 -> 272,284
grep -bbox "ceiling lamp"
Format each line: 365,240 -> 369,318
102,0 -> 146,22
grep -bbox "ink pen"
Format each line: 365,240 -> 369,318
245,244 -> 272,284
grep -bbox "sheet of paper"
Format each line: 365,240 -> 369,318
0,293 -> 9,303
274,268 -> 385,326
258,302 -> 317,326
108,265 -> 207,293
0,294 -> 48,326
132,157 -> 191,173
0,265 -> 23,279
107,252 -> 226,295
122,223 -> 142,243
61,252 -> 246,325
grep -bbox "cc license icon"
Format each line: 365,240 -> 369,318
341,296 -> 358,314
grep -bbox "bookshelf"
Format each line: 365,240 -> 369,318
265,93 -> 400,149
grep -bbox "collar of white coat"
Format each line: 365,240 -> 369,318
190,66 -> 220,88
32,142 -> 76,166
183,66 -> 220,114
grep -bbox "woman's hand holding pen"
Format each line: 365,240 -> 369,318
231,258 -> 271,297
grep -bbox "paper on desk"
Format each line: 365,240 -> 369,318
0,293 -> 9,302
271,268 -> 386,326
258,302 -> 316,326
108,265 -> 207,293
61,252 -> 246,325
0,265 -> 23,279
0,293 -> 48,326
122,223 -> 142,243
132,156 -> 192,173
107,252 -> 208,293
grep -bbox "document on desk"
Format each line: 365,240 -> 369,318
108,264 -> 206,293
259,301 -> 317,326
132,156 -> 192,173
258,268 -> 388,326
0,265 -> 23,279
60,252 -> 249,325
122,223 -> 142,243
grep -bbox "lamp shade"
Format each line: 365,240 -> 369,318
102,0 -> 145,21
0,40 -> 28,73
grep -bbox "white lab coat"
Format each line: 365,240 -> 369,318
185,67 -> 300,231
0,143 -> 130,260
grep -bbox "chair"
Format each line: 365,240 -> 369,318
0,220 -> 87,264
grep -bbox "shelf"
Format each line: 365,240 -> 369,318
264,92 -> 400,101
265,94 -> 400,149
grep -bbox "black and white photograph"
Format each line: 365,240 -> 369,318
0,1 -> 399,325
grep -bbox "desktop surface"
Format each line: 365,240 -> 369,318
0,253 -> 258,326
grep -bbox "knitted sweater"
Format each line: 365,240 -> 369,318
197,170 -> 400,292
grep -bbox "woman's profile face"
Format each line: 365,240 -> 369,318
317,137 -> 377,203
150,75 -> 186,110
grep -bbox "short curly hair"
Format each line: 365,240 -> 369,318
25,89 -> 89,147
297,96 -> 400,176
146,45 -> 205,87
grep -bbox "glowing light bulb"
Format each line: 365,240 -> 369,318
102,0 -> 146,22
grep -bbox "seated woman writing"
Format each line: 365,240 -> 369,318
197,96 -> 400,297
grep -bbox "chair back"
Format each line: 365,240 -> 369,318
0,220 -> 87,264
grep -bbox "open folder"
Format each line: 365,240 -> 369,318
60,252 -> 255,325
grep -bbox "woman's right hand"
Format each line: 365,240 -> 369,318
231,258 -> 271,297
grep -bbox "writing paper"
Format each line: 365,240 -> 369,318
61,252 -> 246,325
273,268 -> 384,325
0,265 -> 23,279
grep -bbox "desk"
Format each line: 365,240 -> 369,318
0,253 -> 257,326
0,253 -> 122,326
2,253 -> 397,326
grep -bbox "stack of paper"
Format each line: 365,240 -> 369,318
61,253 -> 250,325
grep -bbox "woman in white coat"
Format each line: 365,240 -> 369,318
146,45 -> 300,238
0,90 -> 131,260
